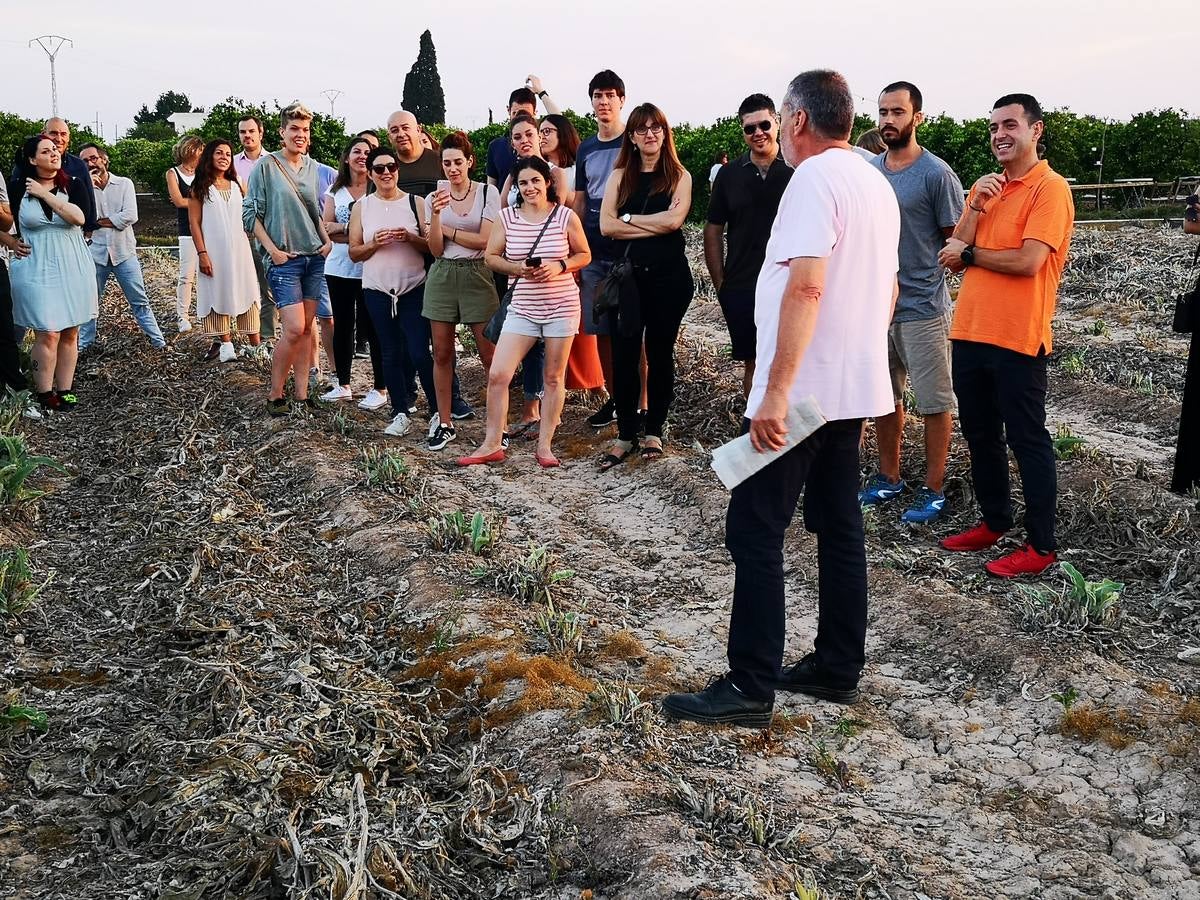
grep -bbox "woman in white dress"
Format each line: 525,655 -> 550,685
188,139 -> 261,362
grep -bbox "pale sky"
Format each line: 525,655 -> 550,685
2,0 -> 1196,142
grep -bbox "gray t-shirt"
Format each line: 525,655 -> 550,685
870,148 -> 964,322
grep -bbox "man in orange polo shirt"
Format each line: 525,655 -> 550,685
936,93 -> 1074,578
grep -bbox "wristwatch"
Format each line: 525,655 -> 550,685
621,213 -> 632,224
537,90 -> 548,99
558,259 -> 568,273
960,245 -> 976,266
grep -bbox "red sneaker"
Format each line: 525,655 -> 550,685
985,544 -> 1057,578
940,522 -> 1006,552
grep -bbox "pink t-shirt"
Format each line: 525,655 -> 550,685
746,147 -> 900,422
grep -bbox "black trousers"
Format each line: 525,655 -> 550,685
613,259 -> 694,442
326,275 -> 383,390
725,418 -> 867,702
0,263 -> 26,393
1172,328 -> 1200,494
952,340 -> 1057,552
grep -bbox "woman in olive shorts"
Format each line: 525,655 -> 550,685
424,131 -> 501,451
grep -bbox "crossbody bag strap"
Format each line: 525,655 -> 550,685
408,192 -> 425,238
619,190 -> 656,260
505,203 -> 560,292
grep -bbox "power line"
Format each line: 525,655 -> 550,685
29,35 -> 73,115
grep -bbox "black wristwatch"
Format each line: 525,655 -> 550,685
558,259 -> 567,273
537,90 -> 548,99
960,245 -> 976,267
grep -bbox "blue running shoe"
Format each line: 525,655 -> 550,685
859,474 -> 906,505
900,486 -> 946,524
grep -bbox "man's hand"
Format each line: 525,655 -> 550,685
749,389 -> 790,452
970,173 -> 1006,206
938,237 -> 967,272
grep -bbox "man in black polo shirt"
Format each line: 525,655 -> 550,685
704,94 -> 792,397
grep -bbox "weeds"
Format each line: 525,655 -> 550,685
1016,562 -> 1123,631
1089,319 -> 1110,337
0,434 -> 66,509
362,445 -> 411,490
484,543 -> 573,605
809,739 -> 854,790
1052,424 -> 1086,460
0,390 -> 37,434
535,597 -> 588,657
0,703 -> 48,733
428,510 -> 500,555
329,407 -> 351,436
0,546 -> 53,616
1051,685 -> 1079,711
591,677 -> 652,729
833,716 -> 869,739
1059,348 -> 1090,378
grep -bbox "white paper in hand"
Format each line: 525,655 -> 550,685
710,396 -> 826,490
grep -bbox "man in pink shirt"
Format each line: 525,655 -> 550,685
234,115 -> 275,342
664,70 -> 900,727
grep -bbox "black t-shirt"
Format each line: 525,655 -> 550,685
707,151 -> 792,293
617,176 -> 687,267
395,148 -> 443,198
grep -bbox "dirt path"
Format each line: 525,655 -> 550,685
2,230 -> 1198,899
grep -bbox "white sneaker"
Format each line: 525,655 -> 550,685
358,389 -> 388,411
178,319 -> 192,333
322,384 -> 352,401
384,411 -> 412,436
427,411 -> 440,438
22,406 -> 43,420
218,341 -> 237,363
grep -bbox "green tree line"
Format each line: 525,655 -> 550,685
5,104 -> 1199,219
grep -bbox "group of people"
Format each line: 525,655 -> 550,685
2,65 -> 1196,728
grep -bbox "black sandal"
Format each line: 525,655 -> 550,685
599,441 -> 637,472
204,340 -> 222,361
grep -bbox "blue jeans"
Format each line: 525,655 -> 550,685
363,286 -> 437,417
81,256 -> 166,349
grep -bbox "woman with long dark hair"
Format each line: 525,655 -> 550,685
598,103 -> 694,469
189,139 -> 261,362
7,134 -> 97,411
320,137 -> 387,406
458,156 -> 590,468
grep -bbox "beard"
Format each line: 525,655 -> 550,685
882,121 -> 916,150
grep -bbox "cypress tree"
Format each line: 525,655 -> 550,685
402,30 -> 446,126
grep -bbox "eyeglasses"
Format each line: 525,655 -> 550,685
538,127 -> 557,137
371,163 -> 399,174
633,123 -> 664,137
743,120 -> 774,135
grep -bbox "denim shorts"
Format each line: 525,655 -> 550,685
267,254 -> 326,310
502,310 -> 579,339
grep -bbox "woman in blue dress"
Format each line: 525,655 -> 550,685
7,134 -> 98,412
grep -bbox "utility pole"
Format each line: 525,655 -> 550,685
321,89 -> 344,117
29,35 -> 73,115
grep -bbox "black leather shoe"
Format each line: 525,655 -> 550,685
777,654 -> 859,704
661,675 -> 773,728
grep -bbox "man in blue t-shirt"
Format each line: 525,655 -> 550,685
484,75 -> 561,189
573,69 -> 627,427
860,81 -> 965,525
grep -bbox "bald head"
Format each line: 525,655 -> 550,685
44,118 -> 70,153
386,110 -> 421,161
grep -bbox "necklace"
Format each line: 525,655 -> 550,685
450,183 -> 473,202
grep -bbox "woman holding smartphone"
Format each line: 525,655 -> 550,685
423,131 -> 501,451
458,157 -> 590,468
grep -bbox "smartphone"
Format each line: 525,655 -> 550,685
527,256 -> 542,267
437,179 -> 450,195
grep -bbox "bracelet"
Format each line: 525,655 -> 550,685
198,250 -> 209,255
559,259 -> 567,273
969,203 -> 985,213
452,228 -> 458,242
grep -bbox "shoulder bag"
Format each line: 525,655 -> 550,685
483,204 -> 559,344
592,192 -> 652,337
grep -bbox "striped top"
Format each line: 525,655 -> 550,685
501,204 -> 578,323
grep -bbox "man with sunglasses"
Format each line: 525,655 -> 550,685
859,81 -> 964,525
704,94 -> 792,398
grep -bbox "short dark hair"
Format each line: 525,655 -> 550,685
366,145 -> 398,169
992,93 -> 1043,125
508,87 -> 537,110
880,81 -> 923,112
509,155 -> 558,205
237,115 -> 264,132
588,70 -> 625,99
77,142 -> 107,160
782,70 -> 854,141
737,93 -> 776,118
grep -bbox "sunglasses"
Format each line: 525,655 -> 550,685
743,120 -> 773,135
371,162 -> 398,174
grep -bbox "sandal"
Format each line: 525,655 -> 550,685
640,436 -> 664,461
599,440 -> 637,472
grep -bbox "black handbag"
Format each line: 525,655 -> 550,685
1172,243 -> 1200,334
483,204 -> 559,344
593,194 -> 652,337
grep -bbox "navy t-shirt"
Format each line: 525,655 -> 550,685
574,134 -> 622,261
485,137 -> 516,189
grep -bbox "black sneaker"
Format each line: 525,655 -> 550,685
501,431 -> 511,450
661,674 -> 773,728
428,423 -> 457,451
55,390 -> 78,412
587,398 -> 616,428
450,396 -> 475,420
354,342 -> 369,359
266,398 -> 290,417
777,654 -> 860,704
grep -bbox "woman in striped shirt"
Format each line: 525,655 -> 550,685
458,157 -> 590,468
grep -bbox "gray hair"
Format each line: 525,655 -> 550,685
781,70 -> 855,141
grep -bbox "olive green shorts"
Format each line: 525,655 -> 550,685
423,257 -> 499,325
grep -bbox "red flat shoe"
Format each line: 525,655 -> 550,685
535,452 -> 560,469
456,449 -> 505,466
